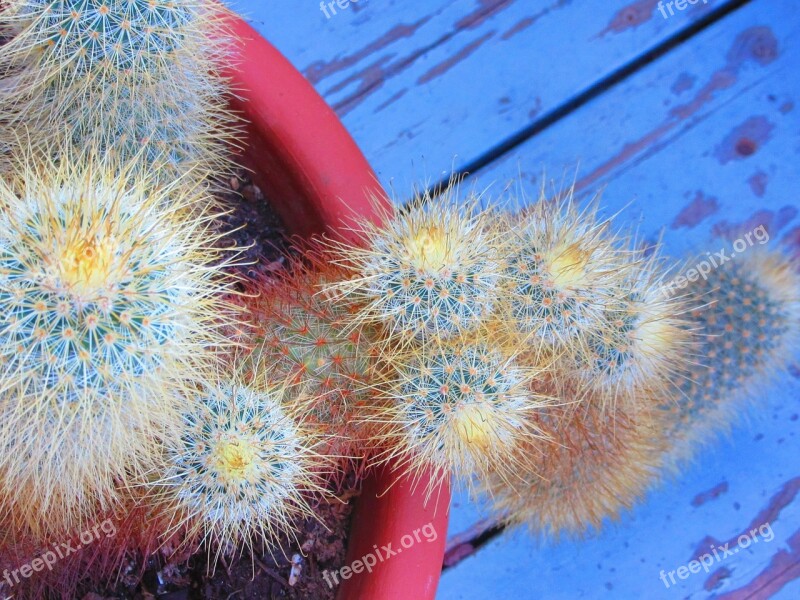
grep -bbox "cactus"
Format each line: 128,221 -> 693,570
663,248 -> 800,463
0,0 -> 234,184
575,247 -> 693,408
500,192 -> 633,366
0,155 -> 234,538
483,391 -> 669,536
330,188 -> 503,342
239,255 -> 381,472
155,372 -> 324,560
377,339 -> 550,492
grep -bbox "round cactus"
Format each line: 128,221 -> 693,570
0,0 -> 234,184
155,374 -> 323,559
378,340 -> 549,491
483,392 -> 668,537
663,248 -> 800,463
331,189 -> 503,341
500,194 -> 633,364
576,247 -> 693,408
0,156 -> 234,537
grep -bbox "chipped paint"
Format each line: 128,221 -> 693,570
671,191 -> 719,229
747,170 -> 768,197
417,32 -> 495,85
691,481 -> 729,507
599,0 -> 661,36
671,72 -> 696,95
714,115 -> 775,164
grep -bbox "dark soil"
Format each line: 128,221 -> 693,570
212,170 -> 292,281
77,487 -> 358,600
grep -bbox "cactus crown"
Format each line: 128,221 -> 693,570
332,189 -> 502,341
385,341 -> 547,489
502,195 -> 629,355
580,249 -> 692,405
160,376 -> 321,556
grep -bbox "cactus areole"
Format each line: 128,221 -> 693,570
221,15 -> 450,600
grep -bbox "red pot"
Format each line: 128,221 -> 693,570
221,16 -> 451,600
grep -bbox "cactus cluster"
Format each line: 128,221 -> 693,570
0,3 -> 798,594
0,156 -> 233,539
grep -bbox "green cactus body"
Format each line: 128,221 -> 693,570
502,198 -> 630,362
0,0 -> 233,184
388,341 -> 546,488
578,250 -> 691,405
333,195 -> 502,341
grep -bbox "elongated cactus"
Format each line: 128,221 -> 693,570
663,248 -> 800,463
155,372 -> 324,559
0,0 -> 234,184
330,188 -> 503,342
0,155 -> 234,538
376,339 -> 550,492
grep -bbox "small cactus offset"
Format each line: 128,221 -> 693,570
0,0 -> 235,184
0,154 -> 234,538
374,339 -> 551,492
239,254 -> 381,470
153,368 -> 326,562
663,248 -> 800,463
330,187 -> 504,342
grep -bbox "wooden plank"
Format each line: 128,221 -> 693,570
440,1 -> 800,597
235,0 -> 743,198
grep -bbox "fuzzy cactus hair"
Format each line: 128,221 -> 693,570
370,338 -> 552,494
573,244 -> 694,410
0,153 -> 236,539
483,389 -> 669,537
0,0 -> 237,184
499,189 -> 636,369
236,250 -> 382,476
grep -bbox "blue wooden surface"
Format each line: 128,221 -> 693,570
236,0 -> 800,597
